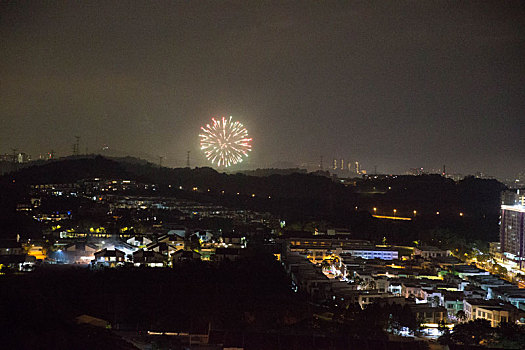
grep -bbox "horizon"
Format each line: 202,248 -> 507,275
1,152 -> 515,182
1,2 -> 524,178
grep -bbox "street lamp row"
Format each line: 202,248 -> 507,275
371,208 -> 464,217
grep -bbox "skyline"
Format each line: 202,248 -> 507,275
1,1 -> 524,177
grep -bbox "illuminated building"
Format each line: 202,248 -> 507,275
62,242 -> 98,264
287,238 -> 398,263
413,246 -> 450,259
409,304 -> 447,324
500,204 -> 525,265
500,190 -> 525,265
133,249 -> 166,267
17,152 -> 31,163
463,299 -> 520,327
92,248 -> 125,267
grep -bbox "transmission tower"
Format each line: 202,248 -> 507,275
186,151 -> 191,168
73,136 -> 80,156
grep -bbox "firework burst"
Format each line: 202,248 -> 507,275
199,116 -> 252,167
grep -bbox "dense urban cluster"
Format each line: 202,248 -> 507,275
2,177 -> 274,270
1,156 -> 524,349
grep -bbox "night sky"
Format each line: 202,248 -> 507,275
1,1 -> 524,178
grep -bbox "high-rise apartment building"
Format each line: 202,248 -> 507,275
500,190 -> 525,266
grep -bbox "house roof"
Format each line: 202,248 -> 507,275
133,249 -> 164,257
133,249 -> 166,263
464,298 -> 515,311
146,241 -> 178,251
94,248 -> 124,257
409,304 -> 447,312
157,234 -> 184,242
172,250 -> 201,257
65,242 -> 98,251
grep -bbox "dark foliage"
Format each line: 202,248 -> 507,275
439,319 -> 525,349
0,156 -> 506,246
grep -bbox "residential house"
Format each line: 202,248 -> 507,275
402,282 -> 424,300
491,286 -> 525,310
464,299 -> 524,327
126,236 -> 153,248
413,246 -> 450,259
0,240 -> 35,271
409,304 -> 447,324
172,250 -> 201,264
156,234 -> 185,251
133,249 -> 167,267
63,242 -> 98,264
214,247 -> 244,262
146,241 -> 179,257
442,292 -> 465,318
92,248 -> 125,267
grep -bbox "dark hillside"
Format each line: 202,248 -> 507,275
0,156 -> 507,245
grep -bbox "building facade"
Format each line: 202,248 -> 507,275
500,205 -> 525,266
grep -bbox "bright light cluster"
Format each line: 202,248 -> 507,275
199,116 -> 252,167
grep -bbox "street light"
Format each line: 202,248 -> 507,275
413,210 -> 417,217
393,209 -> 397,217
373,207 -> 377,214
